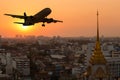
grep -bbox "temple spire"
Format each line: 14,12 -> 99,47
95,10 -> 101,51
89,11 -> 106,65
85,11 -> 108,80
97,10 -> 99,42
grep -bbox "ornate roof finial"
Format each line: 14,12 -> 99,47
97,10 -> 99,42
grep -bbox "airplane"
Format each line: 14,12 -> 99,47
4,8 -> 63,27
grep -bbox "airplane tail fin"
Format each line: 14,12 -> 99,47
24,12 -> 27,23
24,12 -> 27,17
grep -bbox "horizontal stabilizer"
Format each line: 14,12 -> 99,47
14,22 -> 24,24
4,14 -> 25,19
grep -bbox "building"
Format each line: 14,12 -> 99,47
84,11 -> 109,80
6,53 -> 13,75
0,74 -> 11,80
13,57 -> 30,76
0,35 -> 1,48
107,57 -> 120,79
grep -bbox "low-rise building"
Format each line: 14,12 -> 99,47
13,57 -> 30,76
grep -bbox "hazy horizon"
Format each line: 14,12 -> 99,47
1,34 -> 120,38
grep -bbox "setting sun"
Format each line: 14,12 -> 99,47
22,25 -> 29,30
17,24 -> 33,32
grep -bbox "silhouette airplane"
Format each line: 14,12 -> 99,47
4,8 -> 63,27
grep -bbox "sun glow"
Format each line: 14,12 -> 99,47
18,25 -> 33,32
22,25 -> 29,30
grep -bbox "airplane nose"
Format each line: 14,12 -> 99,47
45,8 -> 52,13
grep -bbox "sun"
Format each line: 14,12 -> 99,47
18,25 -> 33,32
22,25 -> 29,30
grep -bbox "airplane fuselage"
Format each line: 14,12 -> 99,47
24,8 -> 52,25
34,8 -> 51,22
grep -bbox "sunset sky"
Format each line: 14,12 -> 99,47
0,0 -> 120,37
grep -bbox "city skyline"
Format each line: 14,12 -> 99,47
0,0 -> 120,37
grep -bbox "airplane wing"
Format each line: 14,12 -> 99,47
14,22 -> 24,24
52,19 -> 63,23
44,18 -> 63,23
4,14 -> 25,19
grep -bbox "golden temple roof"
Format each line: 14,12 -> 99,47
89,40 -> 107,65
89,11 -> 107,65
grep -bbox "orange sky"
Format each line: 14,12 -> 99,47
0,0 -> 120,37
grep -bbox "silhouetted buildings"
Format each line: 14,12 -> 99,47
0,35 -> 119,80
